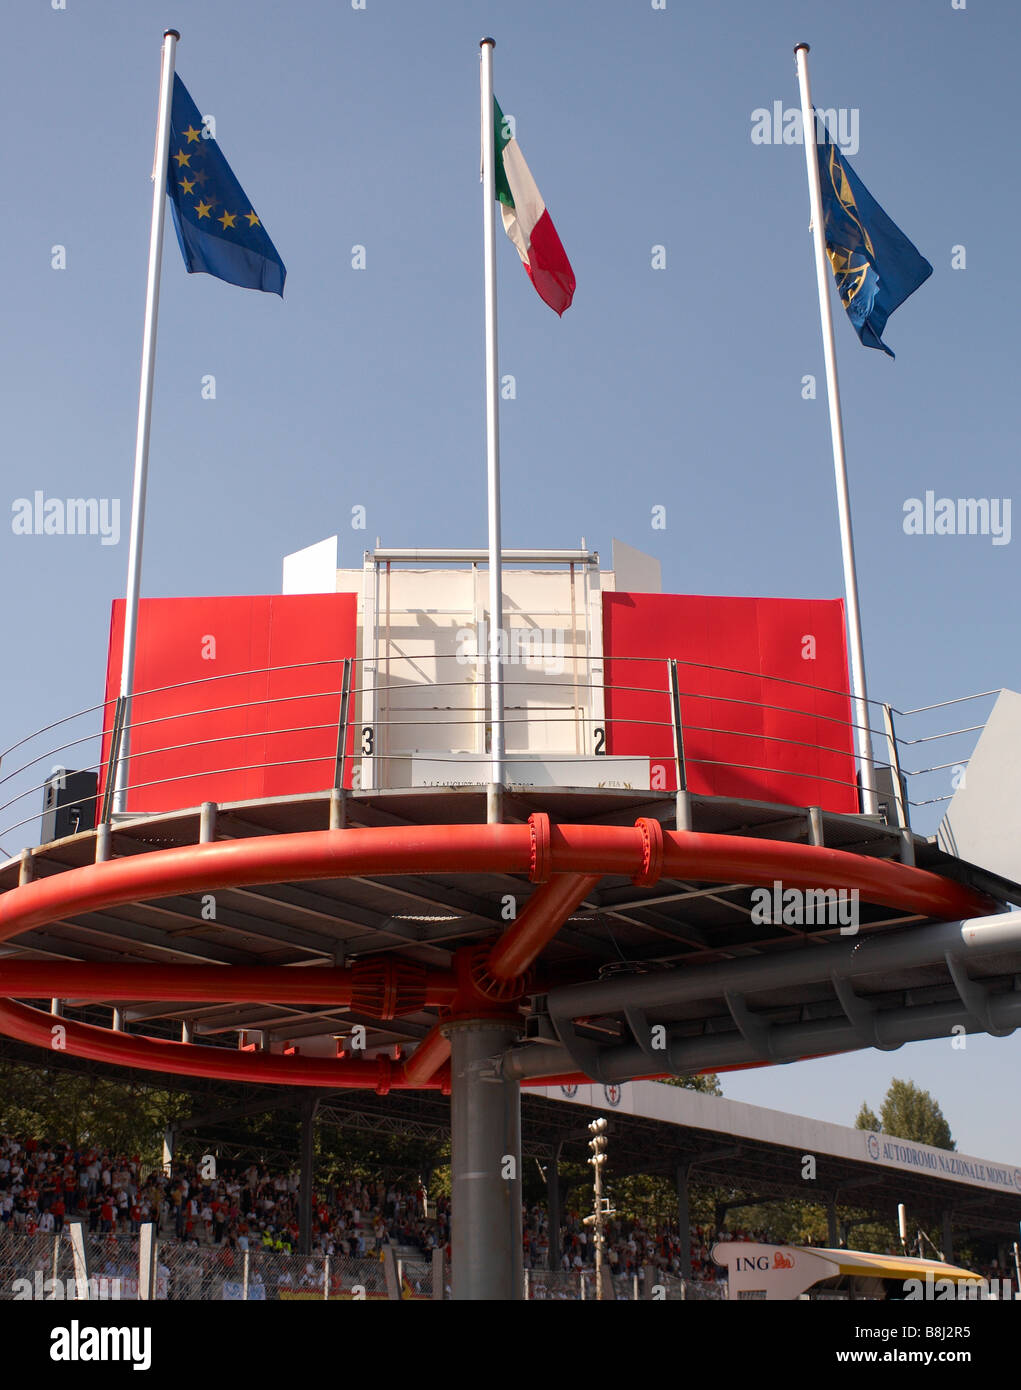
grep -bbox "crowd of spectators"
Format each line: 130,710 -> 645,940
8,1132 -> 1012,1298
0,1133 -> 447,1266
1,1131 -> 749,1287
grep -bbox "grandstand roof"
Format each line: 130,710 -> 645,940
5,1034 -> 1015,1241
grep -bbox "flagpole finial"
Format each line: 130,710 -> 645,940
164,28 -> 180,39
794,42 -> 810,54
480,37 -> 495,48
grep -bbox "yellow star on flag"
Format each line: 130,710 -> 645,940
195,200 -> 213,219
179,177 -> 196,196
245,210 -> 260,227
218,210 -> 237,229
172,149 -> 191,168
183,125 -> 202,143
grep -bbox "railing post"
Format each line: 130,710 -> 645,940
881,703 -> 910,832
334,657 -> 353,792
100,695 -> 128,825
668,659 -> 691,831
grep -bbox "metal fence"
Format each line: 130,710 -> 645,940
524,1268 -> 725,1300
0,1228 -> 729,1301
0,1229 -> 436,1301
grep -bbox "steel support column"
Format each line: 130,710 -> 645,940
675,1163 -> 691,1280
827,1195 -> 839,1248
443,1019 -> 522,1300
547,1144 -> 563,1272
298,1095 -> 318,1256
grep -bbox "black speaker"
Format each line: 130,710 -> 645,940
857,764 -> 909,829
41,768 -> 98,843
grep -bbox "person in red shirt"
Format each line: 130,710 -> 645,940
100,1199 -> 115,1233
51,1197 -> 65,1232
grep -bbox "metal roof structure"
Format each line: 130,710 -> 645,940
1,787 -> 1019,1080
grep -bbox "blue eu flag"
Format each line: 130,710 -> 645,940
166,75 -> 285,296
816,136 -> 931,358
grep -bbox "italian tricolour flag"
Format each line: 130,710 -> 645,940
494,98 -> 575,316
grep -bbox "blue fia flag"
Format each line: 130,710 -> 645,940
166,74 -> 285,296
816,135 -> 931,358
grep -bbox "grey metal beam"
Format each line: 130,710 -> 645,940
350,873 -> 504,925
543,914 -> 1021,1019
227,881 -> 396,933
590,883 -> 748,914
541,994 -> 1021,1084
53,912 -> 254,965
298,1095 -> 318,1256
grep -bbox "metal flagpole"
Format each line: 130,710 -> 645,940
112,28 -> 180,815
793,43 -> 878,818
480,37 -> 506,823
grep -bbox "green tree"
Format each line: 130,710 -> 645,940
0,1061 -> 192,1167
853,1078 -> 954,1151
855,1102 -> 880,1132
658,1073 -> 723,1096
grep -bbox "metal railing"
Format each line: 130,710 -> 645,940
0,648 -> 1004,856
0,1227 -> 730,1302
0,1228 -> 435,1300
523,1267 -> 725,1300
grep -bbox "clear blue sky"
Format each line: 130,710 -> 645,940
2,0 -> 1018,1161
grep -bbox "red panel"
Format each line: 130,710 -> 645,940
603,593 -> 858,813
99,594 -> 357,813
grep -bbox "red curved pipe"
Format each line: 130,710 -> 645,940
0,961 -> 456,1008
487,874 -> 603,982
0,824 -> 528,945
0,998 -> 449,1090
550,824 -> 993,921
0,822 -> 992,952
402,1024 -> 451,1086
0,995 -> 851,1091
